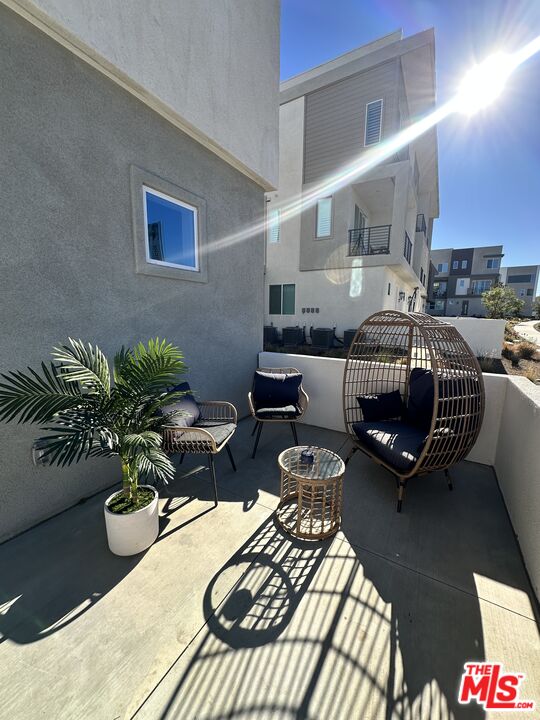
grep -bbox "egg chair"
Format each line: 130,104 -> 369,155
342,311 -> 485,512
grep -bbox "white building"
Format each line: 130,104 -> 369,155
499,265 -> 540,317
265,29 -> 439,343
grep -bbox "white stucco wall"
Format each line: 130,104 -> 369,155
4,0 -> 280,188
494,378 -> 540,600
260,351 -> 540,599
440,317 -> 506,357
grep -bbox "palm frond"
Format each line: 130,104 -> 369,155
0,362 -> 83,424
123,431 -> 162,452
53,339 -> 110,395
136,447 -> 176,483
113,346 -> 134,384
115,338 -> 186,395
39,409 -> 101,466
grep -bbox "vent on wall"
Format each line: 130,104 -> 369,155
365,99 -> 383,146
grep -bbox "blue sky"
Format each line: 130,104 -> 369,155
280,0 -> 540,267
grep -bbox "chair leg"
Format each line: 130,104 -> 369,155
444,468 -> 453,491
225,443 -> 237,472
397,480 -> 406,513
290,422 -> 299,446
344,446 -> 357,466
252,422 -> 263,459
251,420 -> 259,437
179,452 -> 185,465
208,454 -> 218,507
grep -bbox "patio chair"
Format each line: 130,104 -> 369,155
161,383 -> 237,506
343,311 -> 485,512
248,367 -> 309,459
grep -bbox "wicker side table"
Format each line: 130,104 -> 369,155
276,446 -> 345,540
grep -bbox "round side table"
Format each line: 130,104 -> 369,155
276,446 -> 345,540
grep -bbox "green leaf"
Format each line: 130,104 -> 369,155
53,339 -> 111,395
0,362 -> 82,424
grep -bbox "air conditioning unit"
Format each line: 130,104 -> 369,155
263,325 -> 278,345
282,326 -> 303,347
311,327 -> 334,350
343,329 -> 357,350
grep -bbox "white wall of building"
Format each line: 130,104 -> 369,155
259,351 -> 540,599
4,0 -> 280,188
441,317 -> 506,357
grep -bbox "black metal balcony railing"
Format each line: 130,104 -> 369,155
403,232 -> 412,264
348,225 -> 391,256
431,290 -> 447,299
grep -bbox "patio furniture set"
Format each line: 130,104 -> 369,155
161,311 -> 485,535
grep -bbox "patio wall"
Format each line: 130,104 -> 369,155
440,317 -> 506,357
259,351 -> 540,599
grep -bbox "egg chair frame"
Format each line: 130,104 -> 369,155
343,310 -> 485,512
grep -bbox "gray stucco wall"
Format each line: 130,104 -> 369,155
6,0 -> 280,188
0,6 -> 265,541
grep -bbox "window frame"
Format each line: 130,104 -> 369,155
437,262 -> 449,274
452,260 -> 459,270
461,260 -> 468,269
315,197 -> 333,238
131,166 -> 207,283
143,186 -> 199,272
269,283 -> 296,315
487,258 -> 500,270
364,99 -> 384,146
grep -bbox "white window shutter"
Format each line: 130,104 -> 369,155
316,197 -> 332,237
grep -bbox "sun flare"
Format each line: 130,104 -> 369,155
455,52 -> 514,115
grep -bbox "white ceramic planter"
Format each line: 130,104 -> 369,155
104,485 -> 159,556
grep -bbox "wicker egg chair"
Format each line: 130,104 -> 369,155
343,310 -> 485,512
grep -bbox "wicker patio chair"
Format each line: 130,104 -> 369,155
343,311 -> 485,512
248,367 -> 309,459
162,386 -> 237,506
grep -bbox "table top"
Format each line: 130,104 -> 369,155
278,446 -> 345,482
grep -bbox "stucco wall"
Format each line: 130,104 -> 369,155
441,318 -> 506,357
0,7 -> 266,541
3,0 -> 280,189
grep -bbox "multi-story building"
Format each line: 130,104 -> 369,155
499,265 -> 540,316
265,29 -> 439,340
0,0 -> 279,539
427,246 -> 504,316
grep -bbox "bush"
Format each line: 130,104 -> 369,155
482,284 -> 524,319
516,342 -> 537,360
501,344 -> 515,360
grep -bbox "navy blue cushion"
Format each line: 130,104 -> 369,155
255,404 -> 301,419
252,371 -> 302,411
352,420 -> 427,472
406,368 -> 434,432
357,390 -> 404,422
162,381 -> 200,427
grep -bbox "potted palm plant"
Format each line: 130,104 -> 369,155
0,338 -> 187,555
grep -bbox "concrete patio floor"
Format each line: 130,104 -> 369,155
0,420 -> 538,719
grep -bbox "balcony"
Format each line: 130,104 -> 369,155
348,225 -> 391,256
430,290 -> 447,299
1,354 -> 538,719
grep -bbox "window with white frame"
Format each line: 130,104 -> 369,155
452,260 -> 459,270
486,258 -> 500,269
437,262 -> 449,273
268,208 -> 281,244
461,260 -> 468,269
316,197 -> 332,238
269,284 -> 295,315
364,99 -> 383,145
143,186 -> 198,271
471,279 -> 492,295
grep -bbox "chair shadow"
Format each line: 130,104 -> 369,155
137,465 -> 529,720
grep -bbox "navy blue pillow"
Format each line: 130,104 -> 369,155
252,371 -> 302,410
357,390 -> 404,422
162,381 -> 200,427
407,368 -> 434,432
